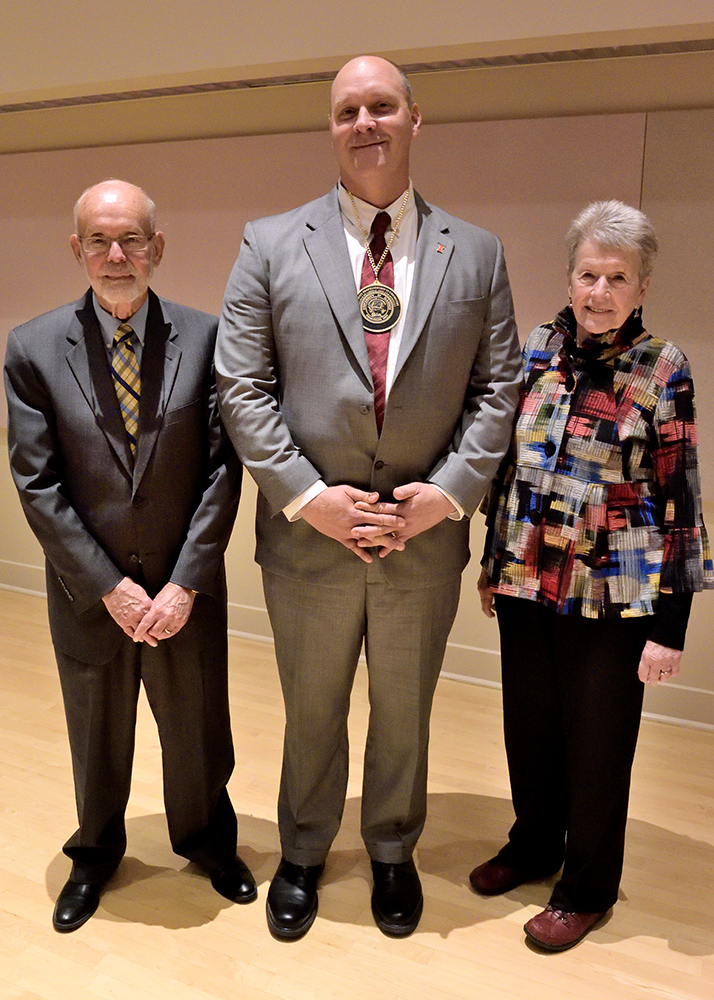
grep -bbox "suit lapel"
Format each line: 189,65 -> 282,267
393,195 -> 454,383
301,191 -> 455,388
65,290 -> 179,487
133,291 -> 179,490
303,191 -> 373,385
66,293 -> 134,476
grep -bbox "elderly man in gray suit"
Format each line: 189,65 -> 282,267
216,56 -> 522,939
4,180 -> 256,932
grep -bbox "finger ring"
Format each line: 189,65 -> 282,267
164,628 -> 172,635
659,668 -> 671,676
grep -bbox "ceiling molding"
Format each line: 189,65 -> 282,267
3,37 -> 714,116
2,45 -> 714,154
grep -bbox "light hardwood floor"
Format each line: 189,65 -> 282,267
0,588 -> 712,1000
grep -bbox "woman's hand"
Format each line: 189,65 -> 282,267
637,640 -> 682,686
478,567 -> 495,618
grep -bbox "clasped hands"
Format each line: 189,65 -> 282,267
102,577 -> 196,645
300,482 -> 455,563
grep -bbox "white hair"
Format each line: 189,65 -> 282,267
566,200 -> 658,280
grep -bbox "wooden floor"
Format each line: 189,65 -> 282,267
0,589 -> 712,1000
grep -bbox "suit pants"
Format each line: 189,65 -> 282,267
56,602 -> 237,884
263,562 -> 461,867
493,595 -> 649,912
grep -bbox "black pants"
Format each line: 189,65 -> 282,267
493,595 -> 650,912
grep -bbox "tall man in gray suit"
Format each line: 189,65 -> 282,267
4,180 -> 256,932
216,56 -> 522,939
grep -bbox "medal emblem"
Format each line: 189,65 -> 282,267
358,282 -> 402,333
346,188 -> 411,336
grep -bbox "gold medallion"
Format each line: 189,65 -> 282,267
358,282 -> 402,333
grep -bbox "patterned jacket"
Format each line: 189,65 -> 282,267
483,307 -> 714,620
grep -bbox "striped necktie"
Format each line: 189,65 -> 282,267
111,323 -> 140,456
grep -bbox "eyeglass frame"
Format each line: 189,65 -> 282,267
77,233 -> 156,256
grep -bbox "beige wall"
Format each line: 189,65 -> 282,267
1,108 -> 713,726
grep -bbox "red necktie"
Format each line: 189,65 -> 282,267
360,211 -> 393,433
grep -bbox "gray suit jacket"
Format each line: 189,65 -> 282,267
216,188 -> 521,588
5,289 -> 241,663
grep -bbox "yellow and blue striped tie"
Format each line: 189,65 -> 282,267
111,323 -> 140,455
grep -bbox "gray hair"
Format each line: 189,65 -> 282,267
73,179 -> 157,233
565,200 -> 658,280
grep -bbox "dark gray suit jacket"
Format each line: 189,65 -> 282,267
5,289 -> 241,663
216,188 -> 521,588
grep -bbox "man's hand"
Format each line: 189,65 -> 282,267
638,640 -> 682,686
133,583 -> 196,644
102,577 -> 153,642
353,482 -> 455,557
300,485 -> 405,563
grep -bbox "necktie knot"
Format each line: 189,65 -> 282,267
371,211 -> 391,242
114,322 -> 135,348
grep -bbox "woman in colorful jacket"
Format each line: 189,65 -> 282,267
470,200 -> 713,951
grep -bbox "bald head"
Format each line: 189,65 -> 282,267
331,56 -> 413,109
74,180 -> 156,235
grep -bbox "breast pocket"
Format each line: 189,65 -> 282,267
162,396 -> 202,427
447,298 -> 486,328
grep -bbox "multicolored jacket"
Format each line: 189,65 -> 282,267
483,307 -> 714,619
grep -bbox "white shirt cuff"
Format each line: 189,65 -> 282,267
431,484 -> 465,520
284,480 -> 328,521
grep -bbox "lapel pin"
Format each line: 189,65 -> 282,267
436,243 -> 446,254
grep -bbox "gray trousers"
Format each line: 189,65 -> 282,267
263,562 -> 461,867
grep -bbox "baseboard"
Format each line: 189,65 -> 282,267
2,582 -> 712,729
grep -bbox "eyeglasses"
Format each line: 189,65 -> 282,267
79,234 -> 155,255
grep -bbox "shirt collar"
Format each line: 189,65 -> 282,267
337,181 -> 415,239
92,292 -> 149,350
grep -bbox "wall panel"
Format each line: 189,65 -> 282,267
1,110 -> 712,724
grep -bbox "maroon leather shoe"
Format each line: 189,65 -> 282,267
524,905 -> 607,951
469,860 -> 528,895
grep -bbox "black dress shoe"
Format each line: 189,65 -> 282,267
210,854 -> 257,903
266,858 -> 324,940
52,879 -> 102,932
371,859 -> 423,937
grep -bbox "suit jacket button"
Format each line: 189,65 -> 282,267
360,404 -> 370,414
132,495 -> 146,508
129,554 -> 140,564
543,441 -> 556,457
374,460 -> 385,470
